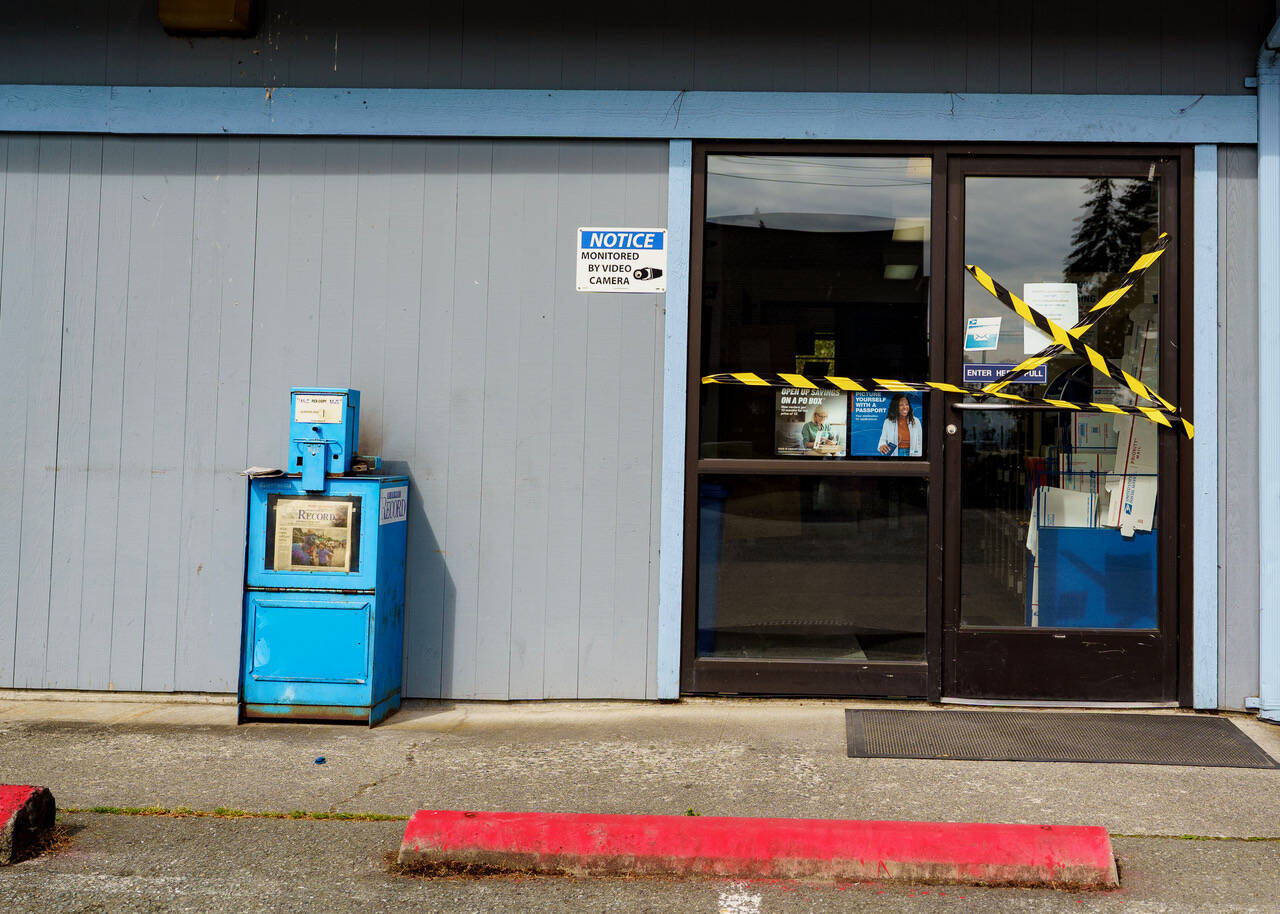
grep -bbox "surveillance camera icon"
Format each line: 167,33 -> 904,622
633,267 -> 663,281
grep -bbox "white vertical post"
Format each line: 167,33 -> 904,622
656,139 -> 692,700
1193,144 -> 1219,709
1258,61 -> 1280,723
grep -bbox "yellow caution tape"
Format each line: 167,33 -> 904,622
700,234 -> 1191,438
965,264 -> 1174,411
700,373 -> 1193,439
980,233 -> 1170,394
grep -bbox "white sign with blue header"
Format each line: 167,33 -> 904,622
576,227 -> 667,293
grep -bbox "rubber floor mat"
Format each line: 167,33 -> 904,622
845,709 -> 1279,768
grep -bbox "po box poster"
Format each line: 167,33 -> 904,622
775,390 -> 847,456
270,496 -> 358,573
849,391 -> 925,457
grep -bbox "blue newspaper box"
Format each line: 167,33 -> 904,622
239,389 -> 408,725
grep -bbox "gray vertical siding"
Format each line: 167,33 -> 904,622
1218,145 -> 1261,710
0,130 -> 1264,706
0,136 -> 668,699
44,137 -> 101,689
3,136 -> 69,691
0,1 -> 1271,96
176,138 -> 260,694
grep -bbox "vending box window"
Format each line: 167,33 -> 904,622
240,388 -> 408,725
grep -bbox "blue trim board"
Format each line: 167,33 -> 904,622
657,139 -> 691,701
0,86 -> 1258,143
1258,64 -> 1280,724
1192,144 -> 1219,710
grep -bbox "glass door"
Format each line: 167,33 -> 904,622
942,156 -> 1185,702
683,149 -> 943,697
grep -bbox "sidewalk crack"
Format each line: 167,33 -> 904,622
328,739 -> 423,813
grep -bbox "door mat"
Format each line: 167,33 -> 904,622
845,710 -> 1280,768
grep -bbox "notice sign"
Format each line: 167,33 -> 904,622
576,227 -> 666,293
1022,283 -> 1079,354
271,497 -> 356,573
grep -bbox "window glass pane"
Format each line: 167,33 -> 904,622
960,175 -> 1161,629
697,475 -> 927,660
700,155 -> 931,459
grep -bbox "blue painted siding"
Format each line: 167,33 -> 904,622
657,140 -> 691,700
1257,61 -> 1280,724
1193,144 -> 1219,710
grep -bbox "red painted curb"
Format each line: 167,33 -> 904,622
398,810 -> 1118,887
0,785 -> 56,865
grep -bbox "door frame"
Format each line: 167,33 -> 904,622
940,148 -> 1193,703
680,142 -> 1194,704
681,141 -> 942,697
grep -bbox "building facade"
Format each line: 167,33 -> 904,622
0,2 -> 1275,717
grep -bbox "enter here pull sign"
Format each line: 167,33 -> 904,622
576,227 -> 667,293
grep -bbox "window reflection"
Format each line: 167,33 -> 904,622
700,156 -> 931,459
960,175 -> 1161,630
697,475 -> 927,661
963,177 -> 1160,383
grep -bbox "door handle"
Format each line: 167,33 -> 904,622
949,401 -> 1065,412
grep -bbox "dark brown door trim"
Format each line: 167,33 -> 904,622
680,142 -> 1193,704
682,143 -> 941,698
940,150 -> 1189,703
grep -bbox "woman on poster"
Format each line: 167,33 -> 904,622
877,394 -> 922,457
800,405 -> 839,451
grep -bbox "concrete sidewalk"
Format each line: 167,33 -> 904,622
1,694 -> 1279,912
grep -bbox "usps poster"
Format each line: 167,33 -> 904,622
850,391 -> 926,458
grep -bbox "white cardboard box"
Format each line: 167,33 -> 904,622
1105,416 -> 1157,537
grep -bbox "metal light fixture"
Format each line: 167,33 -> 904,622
158,0 -> 255,35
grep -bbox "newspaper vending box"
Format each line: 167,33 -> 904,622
239,389 -> 408,725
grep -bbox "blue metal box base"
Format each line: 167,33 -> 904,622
240,690 -> 401,726
239,474 -> 408,728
